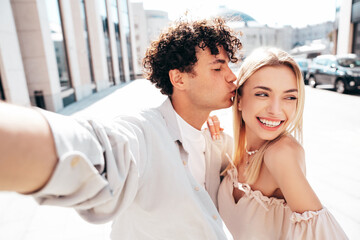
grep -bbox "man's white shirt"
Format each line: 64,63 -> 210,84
175,111 -> 206,187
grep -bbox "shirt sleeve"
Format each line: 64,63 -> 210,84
32,110 -> 148,224
286,208 -> 348,239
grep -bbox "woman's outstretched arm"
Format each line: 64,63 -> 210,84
0,102 -> 57,193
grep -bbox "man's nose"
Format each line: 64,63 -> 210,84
226,67 -> 237,83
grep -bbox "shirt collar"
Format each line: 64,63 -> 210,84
157,97 -> 183,143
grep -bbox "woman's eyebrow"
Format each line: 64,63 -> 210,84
284,89 -> 298,93
253,86 -> 298,93
253,86 -> 271,91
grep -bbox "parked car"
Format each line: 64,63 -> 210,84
306,54 -> 360,93
295,58 -> 310,84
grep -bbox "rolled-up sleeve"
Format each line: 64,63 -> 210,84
32,110 -> 147,224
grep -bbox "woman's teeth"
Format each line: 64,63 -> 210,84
259,118 -> 282,127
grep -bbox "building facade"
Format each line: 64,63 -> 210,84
219,7 -> 334,58
0,0 -> 137,112
336,0 -> 360,56
131,2 -> 169,73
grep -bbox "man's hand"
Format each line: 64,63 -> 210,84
0,102 -> 58,193
206,115 -> 223,140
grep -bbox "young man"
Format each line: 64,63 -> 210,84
0,18 -> 242,239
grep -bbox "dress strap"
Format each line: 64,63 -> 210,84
236,183 -> 270,211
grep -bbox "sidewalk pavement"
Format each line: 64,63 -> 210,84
0,79 -> 359,239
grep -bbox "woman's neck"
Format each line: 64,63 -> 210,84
245,133 -> 266,152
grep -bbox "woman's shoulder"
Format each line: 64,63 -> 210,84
264,134 -> 305,174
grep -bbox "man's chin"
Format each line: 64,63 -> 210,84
215,101 -> 233,110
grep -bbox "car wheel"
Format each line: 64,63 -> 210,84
335,79 -> 346,94
309,76 -> 317,88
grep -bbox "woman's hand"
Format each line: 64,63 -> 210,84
206,115 -> 223,140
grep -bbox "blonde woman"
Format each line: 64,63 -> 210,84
217,47 -> 348,239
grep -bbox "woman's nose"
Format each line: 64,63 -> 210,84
267,98 -> 282,116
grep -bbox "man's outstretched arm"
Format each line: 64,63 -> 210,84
0,102 -> 57,194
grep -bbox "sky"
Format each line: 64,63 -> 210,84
131,0 -> 339,28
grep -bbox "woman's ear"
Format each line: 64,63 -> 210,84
237,99 -> 242,111
169,69 -> 186,90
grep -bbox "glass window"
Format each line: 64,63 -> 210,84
111,0 -> 125,82
337,58 -> 360,68
99,0 -> 115,84
353,23 -> 360,57
120,0 -> 134,79
317,58 -> 327,66
46,0 -> 72,91
80,0 -> 95,88
0,73 -> 5,100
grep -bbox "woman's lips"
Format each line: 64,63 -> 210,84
256,117 -> 284,131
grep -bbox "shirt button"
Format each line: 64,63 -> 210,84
212,214 -> 218,220
182,160 -> 187,166
194,186 -> 200,191
71,156 -> 81,167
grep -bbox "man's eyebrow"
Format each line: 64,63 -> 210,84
209,59 -> 226,65
253,86 -> 298,93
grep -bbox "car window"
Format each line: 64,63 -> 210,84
317,58 -> 327,66
337,58 -> 360,68
313,58 -> 320,65
327,60 -> 336,67
297,61 -> 308,68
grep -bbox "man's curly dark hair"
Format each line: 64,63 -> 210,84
143,17 -> 242,96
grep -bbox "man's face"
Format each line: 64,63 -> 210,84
183,46 -> 237,112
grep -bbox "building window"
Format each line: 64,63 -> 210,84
111,0 -> 125,82
0,73 -> 5,101
99,0 -> 115,84
46,0 -> 75,106
80,0 -> 96,90
120,0 -> 135,79
353,23 -> 360,56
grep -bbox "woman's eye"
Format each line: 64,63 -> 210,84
213,68 -> 221,72
285,96 -> 297,100
255,93 -> 268,97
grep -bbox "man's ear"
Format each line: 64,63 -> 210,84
169,69 -> 186,90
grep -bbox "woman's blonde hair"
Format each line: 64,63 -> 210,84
230,47 -> 305,184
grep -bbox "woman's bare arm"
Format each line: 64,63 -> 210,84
0,102 -> 58,193
264,136 -> 322,213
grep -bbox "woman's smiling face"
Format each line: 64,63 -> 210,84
238,65 -> 298,143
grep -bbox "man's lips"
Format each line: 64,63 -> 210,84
230,90 -> 236,102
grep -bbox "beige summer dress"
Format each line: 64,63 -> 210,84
218,163 -> 348,240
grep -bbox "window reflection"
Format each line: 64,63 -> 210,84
99,0 -> 115,84
46,0 -> 71,91
111,0 -> 125,82
80,0 -> 96,89
0,73 -> 5,100
46,0 -> 75,106
353,23 -> 360,56
120,0 -> 134,79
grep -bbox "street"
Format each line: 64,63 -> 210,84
0,79 -> 359,239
